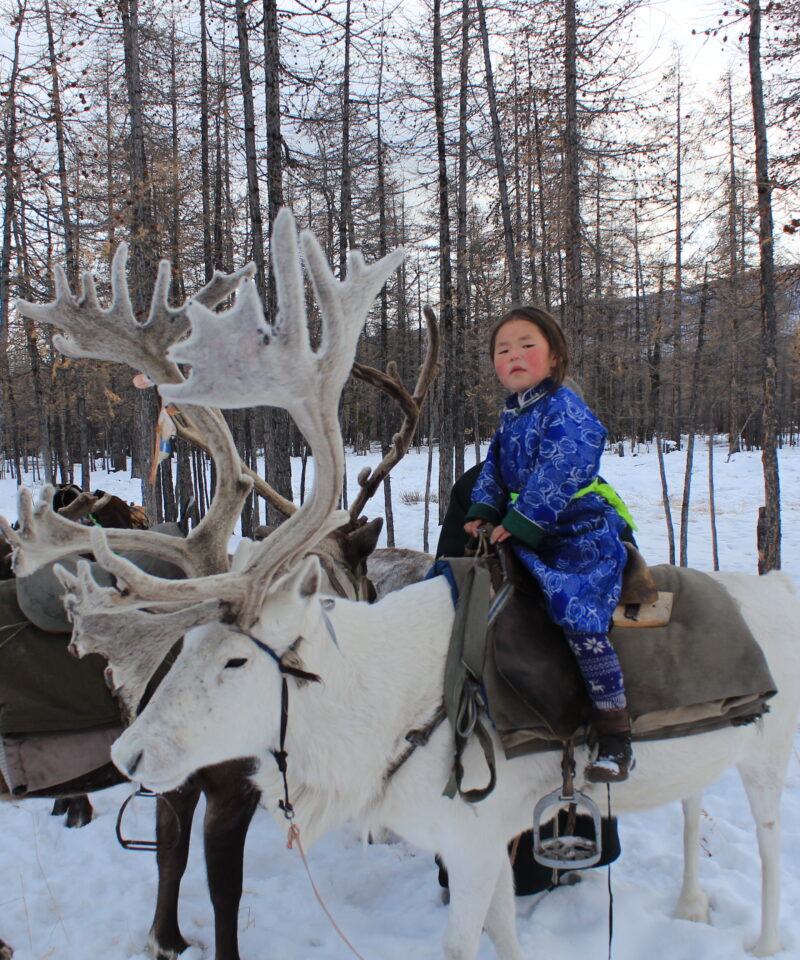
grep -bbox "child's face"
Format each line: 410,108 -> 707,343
492,317 -> 556,394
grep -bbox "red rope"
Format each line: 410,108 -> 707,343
287,824 -> 369,960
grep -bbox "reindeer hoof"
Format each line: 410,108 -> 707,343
674,890 -> 710,923
0,938 -> 14,959
749,934 -> 783,958
145,930 -> 190,959
66,796 -> 94,828
51,796 -> 94,828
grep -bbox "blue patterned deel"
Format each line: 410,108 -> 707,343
467,379 -> 627,634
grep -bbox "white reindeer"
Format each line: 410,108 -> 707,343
29,210 -> 800,960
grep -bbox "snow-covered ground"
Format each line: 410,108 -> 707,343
1,439 -> 799,960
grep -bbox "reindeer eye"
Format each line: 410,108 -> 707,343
225,657 -> 248,669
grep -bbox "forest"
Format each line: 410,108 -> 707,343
0,0 -> 798,566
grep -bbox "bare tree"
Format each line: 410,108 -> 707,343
120,0 -> 159,519
432,0 -> 455,520
476,0 -> 521,300
748,0 -> 781,573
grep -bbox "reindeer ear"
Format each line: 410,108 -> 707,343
349,517 -> 383,561
280,554 -> 322,599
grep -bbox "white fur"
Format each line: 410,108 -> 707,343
112,566 -> 800,960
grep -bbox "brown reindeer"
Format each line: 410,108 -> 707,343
1,236 -> 438,960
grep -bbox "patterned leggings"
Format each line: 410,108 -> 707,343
565,631 -> 626,711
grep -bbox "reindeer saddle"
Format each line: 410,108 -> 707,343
440,547 -> 777,765
0,524 -> 186,796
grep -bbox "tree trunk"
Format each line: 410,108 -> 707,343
262,0 -> 293,524
120,0 -> 159,520
563,0 -> 585,370
424,430 -> 434,555
15,198 -> 54,484
175,437 -> 197,528
338,0 -> 355,274
75,394 -> 92,490
200,0 -> 213,283
726,77 -> 743,455
0,9 -> 24,476
656,437 -> 676,566
476,0 -> 522,300
375,38 -> 395,545
708,434 -> 720,571
234,0 -> 267,299
454,0 -> 471,480
432,0 -> 455,521
168,21 -> 185,302
532,91 -> 551,311
748,0 -> 781,573
671,68 -> 684,450
104,55 -> 117,251
678,270 -> 709,567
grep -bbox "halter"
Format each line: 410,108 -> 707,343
244,621 -> 323,822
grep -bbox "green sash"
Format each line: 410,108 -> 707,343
509,478 -> 637,531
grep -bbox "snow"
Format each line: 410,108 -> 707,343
2,439 -> 800,960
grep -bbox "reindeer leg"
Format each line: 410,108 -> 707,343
53,795 -> 93,829
484,856 -> 525,960
147,780 -> 201,959
0,937 -> 13,960
202,762 -> 261,960
738,755 -> 787,958
65,795 -> 94,828
441,840 -> 522,960
674,790 -> 710,922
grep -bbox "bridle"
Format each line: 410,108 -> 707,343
243,629 -> 322,823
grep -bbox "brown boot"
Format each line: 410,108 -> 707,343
585,707 -> 633,784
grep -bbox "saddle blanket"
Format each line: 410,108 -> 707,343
1,726 -> 123,796
440,559 -> 777,759
0,579 -> 122,736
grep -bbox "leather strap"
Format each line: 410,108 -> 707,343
442,560 -> 497,803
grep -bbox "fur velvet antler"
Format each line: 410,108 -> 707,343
63,209 -> 404,628
57,560 -> 227,721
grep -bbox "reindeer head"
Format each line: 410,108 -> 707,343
111,555 -> 327,792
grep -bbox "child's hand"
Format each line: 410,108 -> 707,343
490,524 -> 511,544
463,519 -> 485,538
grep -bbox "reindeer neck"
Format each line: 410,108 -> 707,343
280,576 -> 454,837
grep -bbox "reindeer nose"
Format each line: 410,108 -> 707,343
125,749 -> 144,778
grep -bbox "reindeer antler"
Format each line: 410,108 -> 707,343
56,490 -> 112,522
3,210 -> 411,720
79,209 -> 404,627
0,486 -> 215,579
57,560 -> 227,721
17,244 -> 254,386
348,305 -> 440,520
5,252 -> 257,578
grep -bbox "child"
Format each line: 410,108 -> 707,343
464,305 -> 633,783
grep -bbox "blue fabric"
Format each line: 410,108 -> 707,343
565,632 -> 627,711
424,559 -> 460,607
469,380 -> 627,634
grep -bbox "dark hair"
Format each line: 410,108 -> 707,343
488,304 -> 569,390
